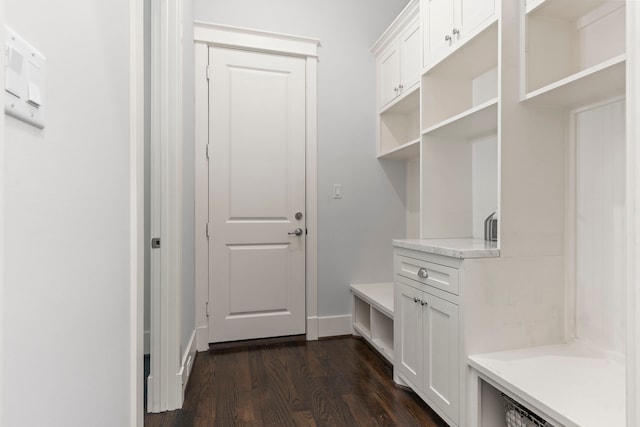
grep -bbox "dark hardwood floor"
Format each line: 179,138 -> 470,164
145,337 -> 448,426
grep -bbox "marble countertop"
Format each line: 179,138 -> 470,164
392,238 -> 500,259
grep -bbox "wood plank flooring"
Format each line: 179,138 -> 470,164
145,337 -> 448,427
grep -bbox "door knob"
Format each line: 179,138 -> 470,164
417,267 -> 429,279
295,212 -> 303,220
288,228 -> 303,236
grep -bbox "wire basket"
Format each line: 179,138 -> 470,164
503,394 -> 551,427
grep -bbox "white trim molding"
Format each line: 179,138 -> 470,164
193,22 -> 320,346
318,315 -> 353,338
148,0 -> 185,413
178,329 -> 197,399
627,2 -> 640,425
129,0 -> 145,425
194,22 -> 319,58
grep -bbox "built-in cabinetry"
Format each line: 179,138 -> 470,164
371,0 -> 638,426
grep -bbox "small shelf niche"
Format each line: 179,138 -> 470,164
421,132 -> 498,241
421,23 -> 498,132
378,88 -> 420,158
524,0 -> 626,103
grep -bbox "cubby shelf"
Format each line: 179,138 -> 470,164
351,282 -> 394,364
378,88 -> 420,158
523,55 -> 626,107
422,98 -> 498,139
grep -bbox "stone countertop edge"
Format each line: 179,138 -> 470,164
392,238 -> 500,259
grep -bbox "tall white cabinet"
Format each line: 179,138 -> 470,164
371,0 -> 639,426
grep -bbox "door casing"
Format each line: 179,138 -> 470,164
193,22 -> 320,350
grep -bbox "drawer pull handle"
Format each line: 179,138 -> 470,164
417,267 -> 429,279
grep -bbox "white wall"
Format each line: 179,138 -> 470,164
194,0 -> 410,318
3,1 -> 134,426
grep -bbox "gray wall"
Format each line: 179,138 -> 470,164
3,0 -> 133,425
194,0 -> 409,317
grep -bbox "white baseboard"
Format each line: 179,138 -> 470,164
306,316 -> 319,341
144,330 -> 150,355
195,324 -> 209,352
318,315 -> 352,338
177,329 -> 197,400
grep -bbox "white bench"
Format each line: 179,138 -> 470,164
468,341 -> 625,427
350,282 -> 394,364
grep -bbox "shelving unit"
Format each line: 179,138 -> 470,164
523,0 -> 626,103
350,282 -> 394,363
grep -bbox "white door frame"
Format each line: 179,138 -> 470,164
147,0 -> 185,413
129,0 -> 145,424
627,2 -> 640,425
194,22 -> 320,350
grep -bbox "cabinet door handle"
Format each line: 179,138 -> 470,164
445,34 -> 452,42
394,87 -> 399,93
417,267 -> 429,279
413,296 -> 420,303
421,300 -> 427,306
452,28 -> 460,36
398,84 -> 404,90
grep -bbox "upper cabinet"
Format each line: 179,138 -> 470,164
374,2 -> 421,110
373,0 -> 422,159
422,0 -> 497,71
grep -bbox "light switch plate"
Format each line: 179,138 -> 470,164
4,26 -> 45,129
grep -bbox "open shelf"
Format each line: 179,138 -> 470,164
524,54 -> 625,106
469,341 -> 625,427
422,23 -> 498,133
378,138 -> 419,160
524,0 -> 625,103
379,88 -> 420,158
422,98 -> 498,139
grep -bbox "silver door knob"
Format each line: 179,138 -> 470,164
413,297 -> 420,303
445,34 -> 452,42
452,28 -> 460,36
295,212 -> 303,220
417,267 -> 428,279
288,228 -> 303,236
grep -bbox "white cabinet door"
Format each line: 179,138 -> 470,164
458,0 -> 495,41
400,18 -> 422,94
423,0 -> 455,65
378,41 -> 401,108
423,292 -> 460,425
394,282 -> 423,387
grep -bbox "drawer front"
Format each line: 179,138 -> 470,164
395,255 -> 459,295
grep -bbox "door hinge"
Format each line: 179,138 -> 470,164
205,301 -> 209,317
206,65 -> 211,80
206,222 -> 210,238
206,143 -> 211,159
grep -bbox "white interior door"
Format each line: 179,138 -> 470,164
208,46 -> 307,343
